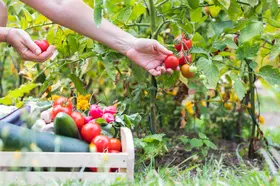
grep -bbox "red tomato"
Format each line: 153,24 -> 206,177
103,105 -> 117,115
164,55 -> 179,70
92,135 -> 110,152
89,104 -> 103,119
90,167 -> 97,172
102,113 -> 115,123
53,97 -> 73,110
109,150 -> 120,172
81,123 -> 101,143
51,105 -> 72,119
178,52 -> 192,66
34,40 -> 50,52
71,111 -> 85,130
174,37 -> 192,52
108,138 -> 122,152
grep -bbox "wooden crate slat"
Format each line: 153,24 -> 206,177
0,152 -> 128,167
0,171 -> 127,184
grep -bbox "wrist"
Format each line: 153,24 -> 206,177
0,27 -> 8,42
116,35 -> 137,56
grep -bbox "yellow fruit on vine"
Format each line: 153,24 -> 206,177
201,100 -> 207,107
259,116 -> 265,124
144,90 -> 148,95
247,103 -> 251,109
224,103 -> 232,110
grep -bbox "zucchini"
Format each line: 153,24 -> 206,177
54,112 -> 80,139
0,121 -> 89,152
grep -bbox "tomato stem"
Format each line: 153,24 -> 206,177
148,0 -> 158,134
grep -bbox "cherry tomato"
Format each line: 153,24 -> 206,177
181,64 -> 195,78
89,104 -> 103,119
53,97 -> 73,110
90,167 -> 97,172
91,135 -> 110,152
108,138 -> 122,152
102,113 -> 115,123
189,66 -> 198,73
164,55 -> 179,70
81,123 -> 101,143
34,40 -> 50,52
174,37 -> 192,52
51,105 -> 72,119
71,111 -> 85,130
178,52 -> 192,65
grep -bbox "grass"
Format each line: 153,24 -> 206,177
3,155 -> 280,186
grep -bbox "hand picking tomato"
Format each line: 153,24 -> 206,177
103,105 -> 117,115
71,111 -> 85,130
108,138 -> 122,152
81,123 -> 101,143
34,40 -> 50,52
178,52 -> 192,65
51,105 -> 72,120
89,104 -> 103,119
102,113 -> 115,123
92,135 -> 110,152
53,97 -> 73,111
164,55 -> 179,70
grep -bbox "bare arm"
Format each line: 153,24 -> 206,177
21,0 -> 135,55
0,0 -> 8,27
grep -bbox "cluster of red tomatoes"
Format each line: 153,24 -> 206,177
50,97 -> 122,172
164,34 -> 198,79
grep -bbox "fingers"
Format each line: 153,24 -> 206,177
148,69 -> 161,76
23,34 -> 42,55
155,42 -> 173,55
22,45 -> 56,62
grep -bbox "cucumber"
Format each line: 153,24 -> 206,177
54,112 -> 80,139
0,121 -> 89,152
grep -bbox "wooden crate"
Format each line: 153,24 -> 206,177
0,127 -> 134,185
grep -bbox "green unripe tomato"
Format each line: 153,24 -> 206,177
189,66 -> 198,73
199,75 -> 206,80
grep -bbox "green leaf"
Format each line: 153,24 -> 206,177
204,140 -> 217,149
198,133 -> 207,139
67,35 -> 79,54
228,0 -> 242,21
94,0 -> 103,27
96,118 -> 107,124
270,43 -> 280,61
68,74 -> 87,95
233,79 -> 247,100
249,61 -> 258,70
21,8 -> 33,22
130,2 -> 146,20
190,8 -> 207,23
158,71 -> 180,88
258,65 -> 280,85
188,0 -> 200,9
179,136 -> 189,144
190,138 -> 203,148
239,21 -> 263,43
217,0 -> 230,9
197,57 -> 219,89
236,42 -> 259,60
143,134 -> 165,143
190,46 -> 209,55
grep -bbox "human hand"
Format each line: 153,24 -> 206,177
6,28 -> 55,62
125,38 -> 179,76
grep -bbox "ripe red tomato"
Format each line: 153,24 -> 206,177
71,111 -> 85,130
81,123 -> 101,143
164,55 -> 179,70
51,105 -> 72,120
108,138 -> 122,152
34,40 -> 50,52
92,135 -> 110,152
109,150 -> 120,153
178,52 -> 193,65
90,167 -> 97,172
53,97 -> 73,110
174,37 -> 192,52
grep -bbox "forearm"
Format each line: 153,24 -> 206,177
21,0 -> 136,55
0,1 -> 8,27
